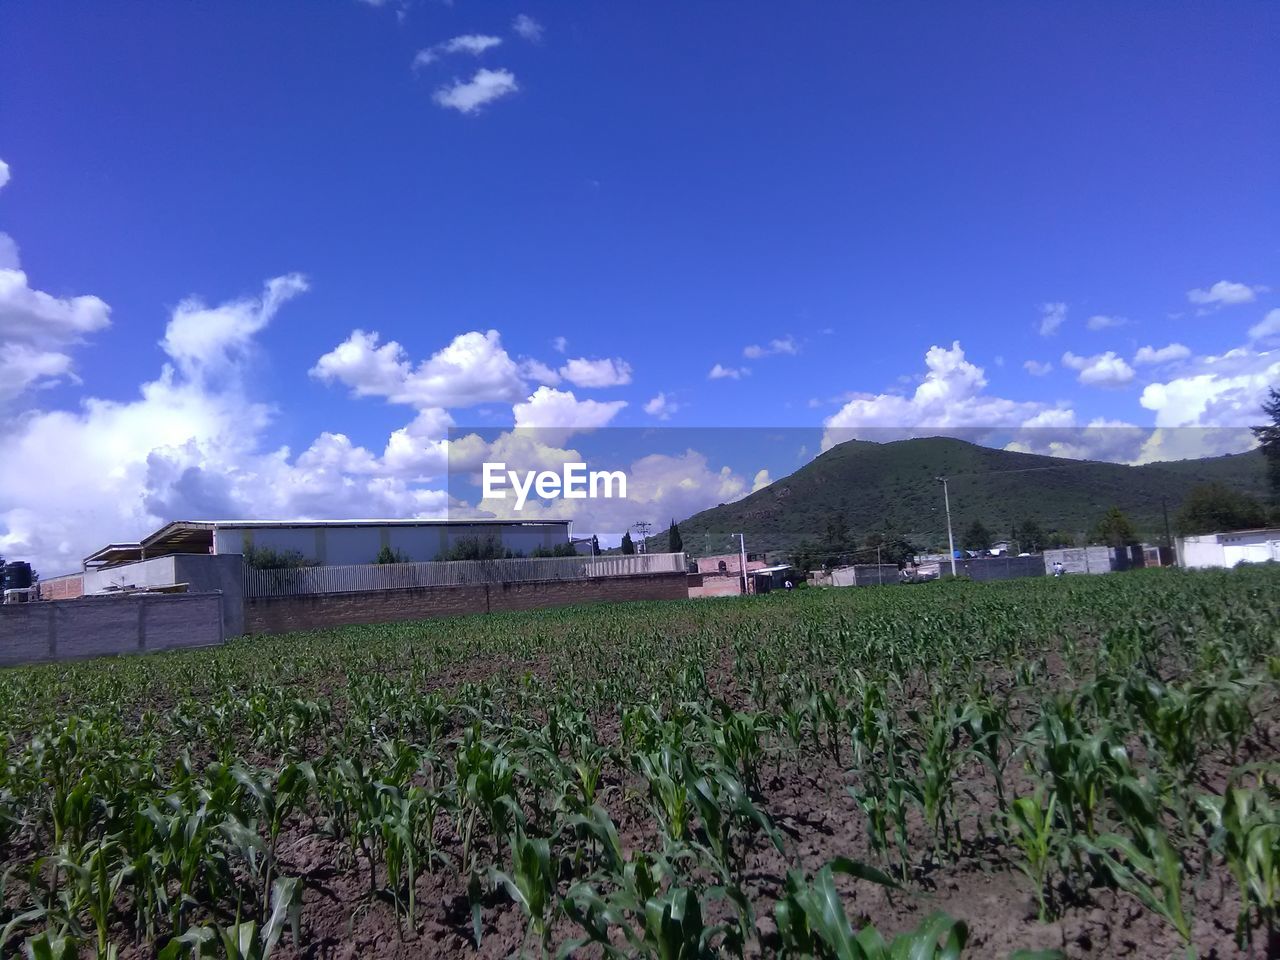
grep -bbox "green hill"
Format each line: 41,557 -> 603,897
653,437 -> 1269,558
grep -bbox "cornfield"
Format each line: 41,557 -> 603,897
1,566 -> 1277,958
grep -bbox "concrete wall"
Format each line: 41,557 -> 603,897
83,556 -> 177,595
829,564 -> 900,587
1043,546 -> 1114,575
244,571 -> 689,635
221,522 -> 568,565
0,593 -> 225,668
77,554 -> 244,636
957,555 -> 1047,581
1179,530 -> 1280,569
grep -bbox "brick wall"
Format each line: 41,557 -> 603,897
38,574 -> 84,600
0,593 -> 225,668
243,572 -> 688,635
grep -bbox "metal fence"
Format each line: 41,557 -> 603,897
243,551 -> 687,598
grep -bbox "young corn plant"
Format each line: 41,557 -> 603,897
1006,790 -> 1059,921
489,828 -> 558,956
1197,780 -> 1280,948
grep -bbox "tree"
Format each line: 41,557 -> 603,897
374,545 -> 410,564
440,536 -> 512,561
1093,506 -> 1138,547
962,520 -> 992,552
1017,519 -> 1046,553
667,519 -> 683,554
790,540 -> 819,574
861,530 -> 915,567
621,531 -> 635,555
1175,483 -> 1268,536
1252,386 -> 1280,505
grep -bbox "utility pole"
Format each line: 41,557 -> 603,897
633,521 -> 652,554
1161,496 -> 1173,551
733,533 -> 749,595
935,476 -> 958,578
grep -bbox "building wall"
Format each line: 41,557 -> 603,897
958,555 -> 1046,581
1043,546 -> 1114,575
83,556 -> 177,595
1179,530 -> 1280,569
243,572 -> 688,635
0,593 -> 225,668
221,522 -> 568,565
38,574 -> 84,600
829,564 -> 900,587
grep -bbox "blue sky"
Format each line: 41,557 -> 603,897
1,1 -> 1277,571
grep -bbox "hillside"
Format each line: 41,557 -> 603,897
654,437 -> 1269,558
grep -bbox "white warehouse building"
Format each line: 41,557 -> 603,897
84,518 -> 573,570
1177,527 -> 1280,569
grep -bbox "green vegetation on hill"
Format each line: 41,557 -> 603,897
651,437 -> 1270,557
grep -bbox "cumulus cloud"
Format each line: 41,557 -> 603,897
823,341 -> 1050,449
1004,413 -> 1150,463
311,328 -> 526,408
643,392 -> 679,420
511,386 -> 626,445
433,68 -> 518,114
0,275 -> 463,573
512,14 -> 544,42
1023,359 -> 1053,376
743,335 -> 797,359
0,158 -> 9,191
413,34 -> 503,68
751,468 -> 772,493
1061,350 -> 1135,388
0,240 -> 112,403
1133,343 -> 1191,365
1248,308 -> 1280,343
1038,301 -> 1067,337
558,356 -> 633,388
162,274 -> 308,383
709,363 -> 749,380
1139,345 -> 1280,430
519,358 -> 561,386
1187,280 -> 1266,307
551,335 -> 567,353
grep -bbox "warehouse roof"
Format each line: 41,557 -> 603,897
86,518 -> 572,566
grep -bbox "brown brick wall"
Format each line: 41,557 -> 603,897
243,573 -> 688,635
38,574 -> 84,600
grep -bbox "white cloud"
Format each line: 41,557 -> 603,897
551,335 -> 567,353
0,243 -> 112,403
558,356 -> 633,388
511,386 -> 626,444
1187,280 -> 1266,307
708,363 -> 749,380
823,341 -> 1051,448
1133,343 -> 1191,365
1023,359 -> 1053,376
520,358 -> 561,386
743,335 -> 797,359
311,328 -> 526,408
1005,413 -> 1149,463
1038,301 -> 1067,337
0,275 -> 458,573
0,158 -> 9,191
161,274 -> 308,383
512,14 -> 544,42
750,468 -> 772,493
433,69 -> 518,114
413,34 -> 503,68
1139,345 -> 1280,430
643,392 -> 679,420
1061,350 -> 1135,388
1086,314 -> 1128,331
1248,308 -> 1280,342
